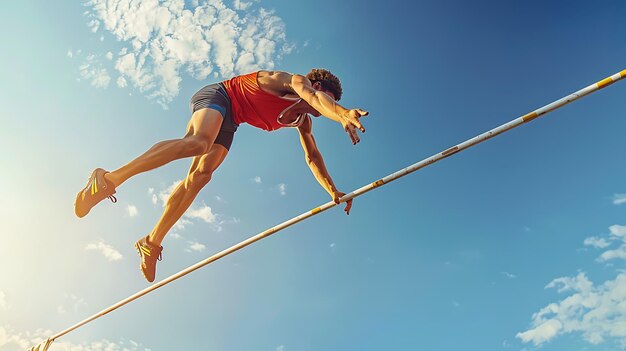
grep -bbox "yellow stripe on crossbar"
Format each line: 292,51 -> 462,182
621,69 -> 626,77
522,111 -> 539,122
597,77 -> 615,89
311,207 -> 321,214
442,146 -> 459,157
372,180 -> 384,188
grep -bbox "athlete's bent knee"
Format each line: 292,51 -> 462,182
184,136 -> 211,156
187,169 -> 212,190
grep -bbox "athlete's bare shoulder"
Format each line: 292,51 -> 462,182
257,70 -> 297,97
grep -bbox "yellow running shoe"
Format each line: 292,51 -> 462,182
135,236 -> 163,283
74,168 -> 117,218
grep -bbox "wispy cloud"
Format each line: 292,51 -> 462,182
155,181 -> 236,232
252,176 -> 262,184
85,240 -> 123,261
517,223 -> 626,347
57,294 -> 87,315
158,181 -> 181,206
502,272 -> 516,279
184,203 -> 216,223
148,187 -> 158,205
186,241 -> 206,253
127,204 -> 138,217
80,0 -> 293,108
0,325 -> 149,351
278,183 -> 286,196
613,194 -> 626,205
76,53 -> 111,88
584,236 -> 611,249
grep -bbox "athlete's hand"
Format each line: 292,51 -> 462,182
333,191 -> 353,215
340,109 -> 368,145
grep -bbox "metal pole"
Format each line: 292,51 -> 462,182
36,68 -> 626,348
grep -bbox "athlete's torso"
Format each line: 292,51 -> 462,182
222,72 -> 306,131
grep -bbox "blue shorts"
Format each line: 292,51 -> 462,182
189,83 -> 238,150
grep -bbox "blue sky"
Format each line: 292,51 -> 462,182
1,0 -> 626,350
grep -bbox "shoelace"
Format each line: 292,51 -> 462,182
108,195 -> 117,203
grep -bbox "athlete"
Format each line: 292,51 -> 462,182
75,69 -> 368,282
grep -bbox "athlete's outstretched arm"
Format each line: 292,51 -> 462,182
291,74 -> 368,145
297,116 -> 352,214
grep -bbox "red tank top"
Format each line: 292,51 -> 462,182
222,72 -> 301,131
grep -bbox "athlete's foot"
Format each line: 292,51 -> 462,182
74,168 -> 117,218
135,236 -> 163,283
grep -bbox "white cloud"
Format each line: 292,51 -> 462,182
518,223 -> 626,347
597,225 -> 626,262
252,176 -> 262,184
148,187 -> 158,204
67,50 -> 73,58
170,232 -> 183,239
81,0 -> 293,108
502,272 -> 516,279
610,225 -> 626,238
276,345 -> 285,351
85,240 -> 123,261
57,294 -> 87,315
278,183 -> 286,196
127,204 -> 138,217
584,236 -> 611,249
517,272 -> 626,346
234,0 -> 255,11
598,245 -> 626,262
117,76 -> 128,88
155,181 -> 234,232
184,203 -> 216,223
613,194 -> 626,205
187,241 -> 206,252
159,180 -> 182,206
0,325 -> 148,351
79,60 -> 111,88
105,51 -> 113,60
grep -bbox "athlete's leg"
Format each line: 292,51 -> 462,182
105,108 -> 224,188
148,143 -> 229,246
75,108 -> 225,219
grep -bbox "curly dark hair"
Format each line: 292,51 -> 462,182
306,68 -> 343,101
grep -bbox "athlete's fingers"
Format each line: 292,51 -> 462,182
344,199 -> 352,215
350,119 -> 365,133
357,109 -> 369,117
350,112 -> 365,133
347,125 -> 359,144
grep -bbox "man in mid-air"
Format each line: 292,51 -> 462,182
75,69 -> 368,282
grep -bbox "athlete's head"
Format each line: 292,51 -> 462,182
306,68 -> 343,101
